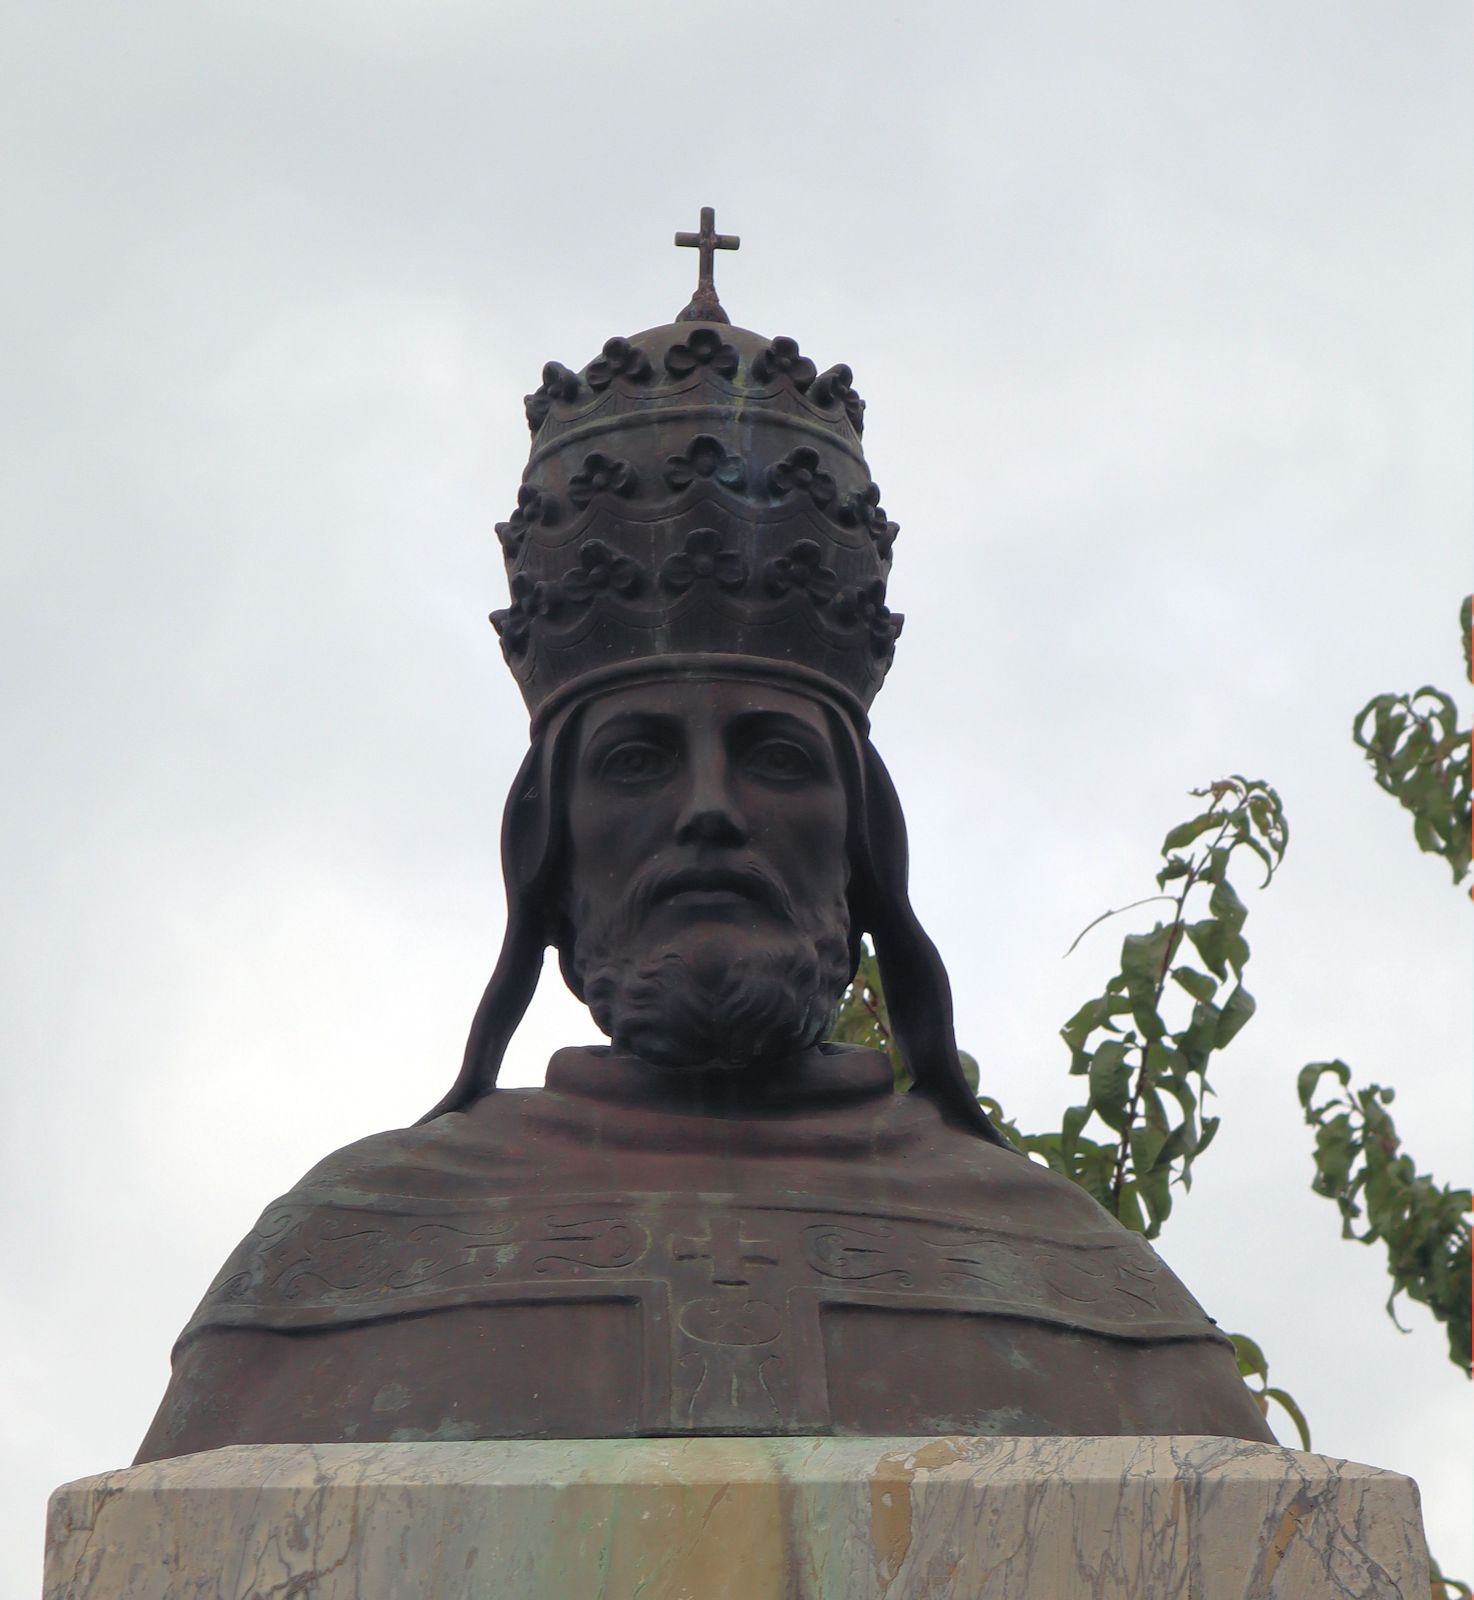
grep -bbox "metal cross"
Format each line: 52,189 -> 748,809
673,206 -> 739,322
675,205 -> 740,292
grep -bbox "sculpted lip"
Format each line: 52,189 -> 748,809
634,863 -> 789,920
653,867 -> 764,903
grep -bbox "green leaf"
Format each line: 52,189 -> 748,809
1073,1137 -> 1118,1207
1060,1102 -> 1091,1162
1133,1003 -> 1168,1043
1120,924 -> 1177,1040
1229,1332 -> 1268,1382
1215,985 -> 1257,1048
1298,1060 -> 1351,1110
1162,812 -> 1223,852
1208,877 -> 1248,931
1114,1182 -> 1148,1235
1185,918 -> 1229,979
1153,1120 -> 1198,1174
1151,1045 -> 1189,1085
1265,1387 -> 1313,1451
1135,1152 -> 1173,1236
1312,1114 -> 1358,1200
1088,1042 -> 1133,1132
1178,999 -> 1222,1071
1130,1119 -> 1168,1174
1158,1070 -> 1197,1120
1061,996 -> 1108,1067
1238,833 -> 1278,887
1121,924 -> 1176,988
1171,966 -> 1217,1002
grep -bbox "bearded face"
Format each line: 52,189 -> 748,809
560,679 -> 855,1069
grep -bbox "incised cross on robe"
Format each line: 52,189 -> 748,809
674,205 -> 739,323
672,1216 -> 777,1287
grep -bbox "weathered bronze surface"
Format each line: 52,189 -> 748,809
136,215 -> 1272,1461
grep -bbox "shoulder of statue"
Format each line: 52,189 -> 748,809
915,1110 -> 1163,1236
287,1090 -> 542,1197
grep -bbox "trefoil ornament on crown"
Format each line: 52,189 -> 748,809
490,212 -> 902,727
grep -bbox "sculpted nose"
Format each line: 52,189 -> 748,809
675,771 -> 748,847
676,806 -> 747,848
674,737 -> 747,847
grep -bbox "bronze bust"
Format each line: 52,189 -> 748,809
137,218 -> 1270,1461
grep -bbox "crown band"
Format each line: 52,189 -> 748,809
527,652 -> 872,735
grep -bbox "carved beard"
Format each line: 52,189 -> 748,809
572,896 -> 853,1070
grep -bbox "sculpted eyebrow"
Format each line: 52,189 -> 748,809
583,713 -> 681,753
729,710 -> 827,745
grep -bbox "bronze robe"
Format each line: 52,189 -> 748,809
137,1047 -> 1272,1461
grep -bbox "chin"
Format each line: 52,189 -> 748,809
579,921 -> 851,1071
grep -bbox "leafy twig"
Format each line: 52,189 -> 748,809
1046,777 -> 1287,1236
1299,1062 -> 1472,1373
1353,598 -> 1473,888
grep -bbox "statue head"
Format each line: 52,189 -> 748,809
422,296 -> 1005,1143
560,676 -> 854,1069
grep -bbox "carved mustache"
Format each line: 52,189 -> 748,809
629,861 -> 793,925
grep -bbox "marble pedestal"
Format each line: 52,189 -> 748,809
45,1434 -> 1428,1599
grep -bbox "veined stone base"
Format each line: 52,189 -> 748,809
45,1434 -> 1428,1599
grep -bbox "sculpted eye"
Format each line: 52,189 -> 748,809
599,740 -> 676,784
743,738 -> 817,782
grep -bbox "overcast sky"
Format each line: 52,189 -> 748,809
3,2 -> 1470,1588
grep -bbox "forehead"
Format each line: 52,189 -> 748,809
576,678 -> 836,743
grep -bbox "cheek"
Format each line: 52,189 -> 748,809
564,804 -> 627,921
750,788 -> 850,896
567,789 -> 667,864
